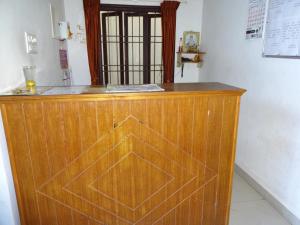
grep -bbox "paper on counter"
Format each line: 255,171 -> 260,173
106,84 -> 165,93
42,86 -> 87,95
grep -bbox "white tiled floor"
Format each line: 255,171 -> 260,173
229,173 -> 291,225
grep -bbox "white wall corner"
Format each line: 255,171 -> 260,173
235,163 -> 300,225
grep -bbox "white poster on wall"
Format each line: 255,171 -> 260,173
246,0 -> 267,39
263,0 -> 300,56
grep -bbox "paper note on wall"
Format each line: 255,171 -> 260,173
263,0 -> 300,56
246,0 -> 267,39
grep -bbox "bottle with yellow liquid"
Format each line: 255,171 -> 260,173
26,80 -> 36,89
23,66 -> 36,92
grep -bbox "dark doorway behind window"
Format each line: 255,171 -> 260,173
100,4 -> 163,85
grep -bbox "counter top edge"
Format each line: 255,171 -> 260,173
0,83 -> 246,102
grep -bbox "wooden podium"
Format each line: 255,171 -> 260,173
0,83 -> 245,225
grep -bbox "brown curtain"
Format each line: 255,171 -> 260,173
83,0 -> 102,85
161,1 -> 180,84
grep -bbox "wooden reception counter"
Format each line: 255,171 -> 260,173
0,83 -> 245,225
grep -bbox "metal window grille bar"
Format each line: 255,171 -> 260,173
100,5 -> 163,85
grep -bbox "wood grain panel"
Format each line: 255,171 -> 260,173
63,102 -> 82,162
55,204 -> 73,225
192,96 -> 209,164
113,100 -> 131,124
146,99 -> 163,134
72,211 -> 90,225
153,209 -> 175,225
202,177 -> 218,225
131,100 -> 147,124
79,102 -> 98,150
96,101 -> 113,137
23,103 -> 52,187
1,92 -> 243,225
206,96 -> 225,173
1,104 -> 40,225
215,96 -> 240,225
43,102 -> 67,175
189,188 -> 204,225
175,196 -> 191,224
162,98 -> 178,144
23,103 -> 60,225
36,193 -> 58,225
178,97 -> 194,154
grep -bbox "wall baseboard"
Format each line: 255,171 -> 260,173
235,164 -> 300,225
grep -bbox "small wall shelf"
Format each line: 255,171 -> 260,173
176,52 -> 206,77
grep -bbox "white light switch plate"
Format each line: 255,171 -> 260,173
25,32 -> 38,54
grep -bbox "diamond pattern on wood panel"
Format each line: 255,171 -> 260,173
90,153 -> 173,209
38,116 -> 217,225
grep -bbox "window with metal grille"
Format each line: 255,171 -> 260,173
100,4 -> 163,85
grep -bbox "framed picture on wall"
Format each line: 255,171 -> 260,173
183,31 -> 200,53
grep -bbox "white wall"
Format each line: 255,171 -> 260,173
64,0 -> 204,85
0,0 -> 66,224
201,0 -> 300,220
63,0 -> 90,85
0,0 -> 66,92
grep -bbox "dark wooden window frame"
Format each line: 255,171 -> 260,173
101,4 -> 160,13
101,12 -> 124,84
100,4 -> 162,85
